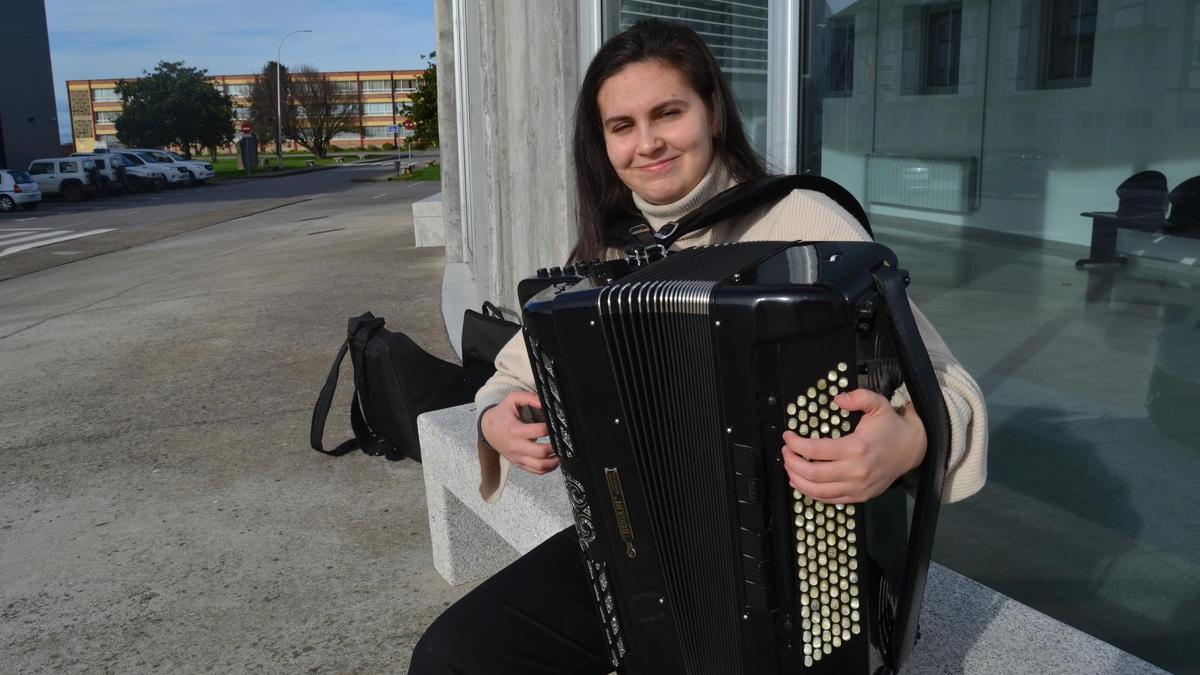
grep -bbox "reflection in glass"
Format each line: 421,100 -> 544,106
802,2 -> 1200,672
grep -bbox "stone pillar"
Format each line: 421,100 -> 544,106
434,0 -> 464,262
450,0 -> 582,312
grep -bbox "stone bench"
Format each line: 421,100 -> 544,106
417,403 -> 1166,673
419,403 -> 571,585
412,192 -> 444,248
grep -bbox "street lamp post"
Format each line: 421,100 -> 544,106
276,29 -> 312,169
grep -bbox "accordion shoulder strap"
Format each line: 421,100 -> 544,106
654,174 -> 873,249
873,263 -> 951,670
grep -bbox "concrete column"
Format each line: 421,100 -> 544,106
434,0 -> 464,262
450,0 -> 582,313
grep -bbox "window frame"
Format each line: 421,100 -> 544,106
824,15 -> 856,98
1039,0 -> 1098,89
920,2 -> 963,95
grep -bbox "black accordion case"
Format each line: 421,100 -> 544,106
519,240 -> 950,675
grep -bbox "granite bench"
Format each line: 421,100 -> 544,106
417,402 -> 1165,673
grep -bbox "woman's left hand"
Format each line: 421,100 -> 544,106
781,389 -> 926,504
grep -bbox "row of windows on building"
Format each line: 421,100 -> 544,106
823,0 -> 1097,96
88,78 -> 418,103
93,102 -> 406,126
94,124 -> 401,146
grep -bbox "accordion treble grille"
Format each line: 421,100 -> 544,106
599,280 -> 743,675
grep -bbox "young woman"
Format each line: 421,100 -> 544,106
410,19 -> 987,674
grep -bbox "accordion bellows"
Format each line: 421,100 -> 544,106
520,241 -> 948,675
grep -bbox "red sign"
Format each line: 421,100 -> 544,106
240,122 -> 253,134
403,120 -> 415,130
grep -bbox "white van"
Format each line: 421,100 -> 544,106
26,157 -> 101,202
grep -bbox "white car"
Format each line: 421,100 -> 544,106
0,169 -> 42,212
111,151 -> 169,192
126,148 -> 215,186
126,150 -> 192,187
75,151 -> 166,193
27,157 -> 102,202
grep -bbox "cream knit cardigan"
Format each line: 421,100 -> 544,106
475,161 -> 988,504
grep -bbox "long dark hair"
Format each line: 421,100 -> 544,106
570,19 -> 767,262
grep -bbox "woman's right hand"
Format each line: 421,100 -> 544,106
481,391 -> 559,475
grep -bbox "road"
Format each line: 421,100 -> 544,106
0,151 -> 438,280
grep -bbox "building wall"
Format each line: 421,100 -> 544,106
446,0 -> 582,312
815,0 -> 1200,255
0,0 -> 61,169
66,69 -> 423,153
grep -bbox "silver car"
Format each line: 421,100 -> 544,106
0,169 -> 42,212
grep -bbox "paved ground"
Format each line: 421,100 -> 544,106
0,171 -> 469,672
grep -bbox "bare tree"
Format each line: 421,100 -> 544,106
247,61 -> 298,150
286,65 -> 360,158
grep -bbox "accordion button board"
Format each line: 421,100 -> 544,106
520,240 -> 939,675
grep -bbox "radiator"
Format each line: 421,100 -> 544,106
866,154 -> 978,213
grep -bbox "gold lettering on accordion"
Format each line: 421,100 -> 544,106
604,468 -> 637,558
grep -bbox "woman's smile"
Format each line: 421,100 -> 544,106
637,156 -> 678,172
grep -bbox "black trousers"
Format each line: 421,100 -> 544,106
409,527 -> 612,674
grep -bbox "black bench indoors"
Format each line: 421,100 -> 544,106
1077,173 -> 1200,268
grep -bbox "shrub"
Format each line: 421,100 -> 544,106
382,143 -> 396,151
367,144 -> 381,151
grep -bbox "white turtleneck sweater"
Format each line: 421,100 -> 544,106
475,161 -> 988,503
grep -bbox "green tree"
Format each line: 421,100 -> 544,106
114,61 -> 234,158
287,65 -> 361,158
401,52 -> 438,148
247,61 -> 297,149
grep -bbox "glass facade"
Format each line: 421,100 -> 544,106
597,1 -> 1198,671
798,2 -> 1198,672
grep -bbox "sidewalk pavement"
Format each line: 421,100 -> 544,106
0,182 -> 470,671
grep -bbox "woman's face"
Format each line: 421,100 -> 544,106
597,60 -> 716,206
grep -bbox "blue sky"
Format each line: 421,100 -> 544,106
45,0 -> 436,142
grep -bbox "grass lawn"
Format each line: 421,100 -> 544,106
210,154 -> 392,180
388,164 -> 441,182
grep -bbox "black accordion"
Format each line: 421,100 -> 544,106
518,240 -> 950,675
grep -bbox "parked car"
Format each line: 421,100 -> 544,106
26,157 -> 101,202
70,152 -> 125,195
0,169 -> 42,212
163,151 -> 215,184
111,151 -> 169,192
74,151 -> 164,193
125,148 -> 214,186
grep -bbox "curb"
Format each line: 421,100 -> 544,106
217,164 -> 341,182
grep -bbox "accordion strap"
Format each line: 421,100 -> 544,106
633,174 -> 873,254
872,263 -> 951,670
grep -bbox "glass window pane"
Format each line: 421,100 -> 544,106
606,0 -> 770,152
801,2 -> 1200,673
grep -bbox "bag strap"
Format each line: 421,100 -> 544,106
614,174 -> 874,255
309,339 -> 360,456
309,312 -> 389,457
481,301 -> 505,319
